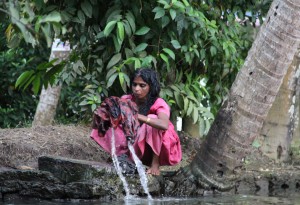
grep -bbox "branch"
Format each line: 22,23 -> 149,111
0,7 -> 36,35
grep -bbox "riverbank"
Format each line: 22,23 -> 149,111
0,125 -> 300,201
0,125 -> 201,171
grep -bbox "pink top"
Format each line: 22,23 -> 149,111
121,95 -> 170,117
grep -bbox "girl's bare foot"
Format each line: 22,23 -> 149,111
146,154 -> 160,175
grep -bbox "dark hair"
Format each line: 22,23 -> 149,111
130,68 -> 161,115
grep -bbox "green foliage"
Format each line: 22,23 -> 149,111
0,45 -> 46,128
161,70 -> 214,136
15,58 -> 66,95
2,0 -> 272,135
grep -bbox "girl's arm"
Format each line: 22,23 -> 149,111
138,113 -> 169,130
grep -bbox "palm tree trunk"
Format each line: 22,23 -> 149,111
257,51 -> 300,163
173,0 -> 300,192
32,39 -> 70,127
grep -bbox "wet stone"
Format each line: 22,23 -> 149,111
255,179 -> 269,196
38,155 -> 115,183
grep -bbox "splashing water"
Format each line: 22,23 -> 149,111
111,128 -> 131,197
110,128 -> 153,201
128,143 -> 152,200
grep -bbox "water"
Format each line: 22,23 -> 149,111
128,143 -> 152,200
111,128 -> 131,197
2,195 -> 300,205
111,128 -> 152,199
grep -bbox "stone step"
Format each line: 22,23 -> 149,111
38,155 -> 115,183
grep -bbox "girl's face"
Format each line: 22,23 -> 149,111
132,76 -> 150,102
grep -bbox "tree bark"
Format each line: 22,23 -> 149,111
171,0 -> 300,193
32,40 -> 70,127
257,50 -> 300,163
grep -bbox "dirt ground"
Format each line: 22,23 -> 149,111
1,124 -> 295,174
0,125 -> 201,171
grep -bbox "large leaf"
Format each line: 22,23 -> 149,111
37,59 -> 57,70
15,70 -> 35,88
41,24 -> 52,47
162,48 -> 175,60
134,58 -> 141,69
183,97 -> 189,113
134,43 -> 148,53
186,101 -> 194,116
117,22 -> 125,43
123,20 -> 132,36
174,91 -> 184,109
32,74 -> 41,95
81,0 -> 93,18
44,63 -> 65,84
106,67 -> 117,79
125,11 -> 136,33
112,35 -> 121,52
170,85 -> 180,92
171,40 -> 181,49
106,53 -> 122,69
153,7 -> 165,19
192,107 -> 199,124
107,73 -> 118,88
135,26 -> 150,35
169,9 -> 176,20
104,20 -> 117,36
40,11 -> 61,23
160,53 -> 169,71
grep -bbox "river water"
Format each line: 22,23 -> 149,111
1,195 -> 300,205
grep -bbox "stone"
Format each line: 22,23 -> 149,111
38,155 -> 115,183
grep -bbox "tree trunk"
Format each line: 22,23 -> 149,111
290,52 -> 300,163
170,0 -> 300,194
32,39 -> 70,127
257,51 -> 300,163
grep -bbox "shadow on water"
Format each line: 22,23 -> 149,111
2,195 -> 300,205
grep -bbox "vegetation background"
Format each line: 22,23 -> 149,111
0,0 -> 272,136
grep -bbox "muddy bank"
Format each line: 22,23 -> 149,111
0,125 -> 299,201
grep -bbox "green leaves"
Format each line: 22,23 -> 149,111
106,53 -> 122,69
40,11 -> 62,23
7,0 -> 36,46
3,0 -> 266,135
134,43 -> 148,53
104,20 -> 117,36
153,7 -> 165,19
81,0 -> 93,18
15,70 -> 35,90
162,48 -> 175,60
125,11 -> 136,33
15,58 -> 66,95
169,9 -> 176,20
171,40 -> 181,49
117,22 -> 125,43
135,26 -> 150,35
161,71 -> 214,137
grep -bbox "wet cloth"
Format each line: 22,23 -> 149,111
90,94 -> 182,166
91,96 -> 139,154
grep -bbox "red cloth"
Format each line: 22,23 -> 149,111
90,94 -> 182,166
92,96 -> 139,141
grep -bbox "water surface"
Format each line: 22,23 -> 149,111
2,195 -> 300,205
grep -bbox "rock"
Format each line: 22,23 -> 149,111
38,155 -> 115,183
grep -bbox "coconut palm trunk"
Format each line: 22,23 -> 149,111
257,51 -> 300,163
32,39 -> 70,127
171,0 -> 300,193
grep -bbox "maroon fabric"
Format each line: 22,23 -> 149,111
92,96 -> 140,142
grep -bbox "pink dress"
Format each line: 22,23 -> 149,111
90,94 -> 182,166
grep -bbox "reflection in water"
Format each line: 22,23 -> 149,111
2,195 -> 300,205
